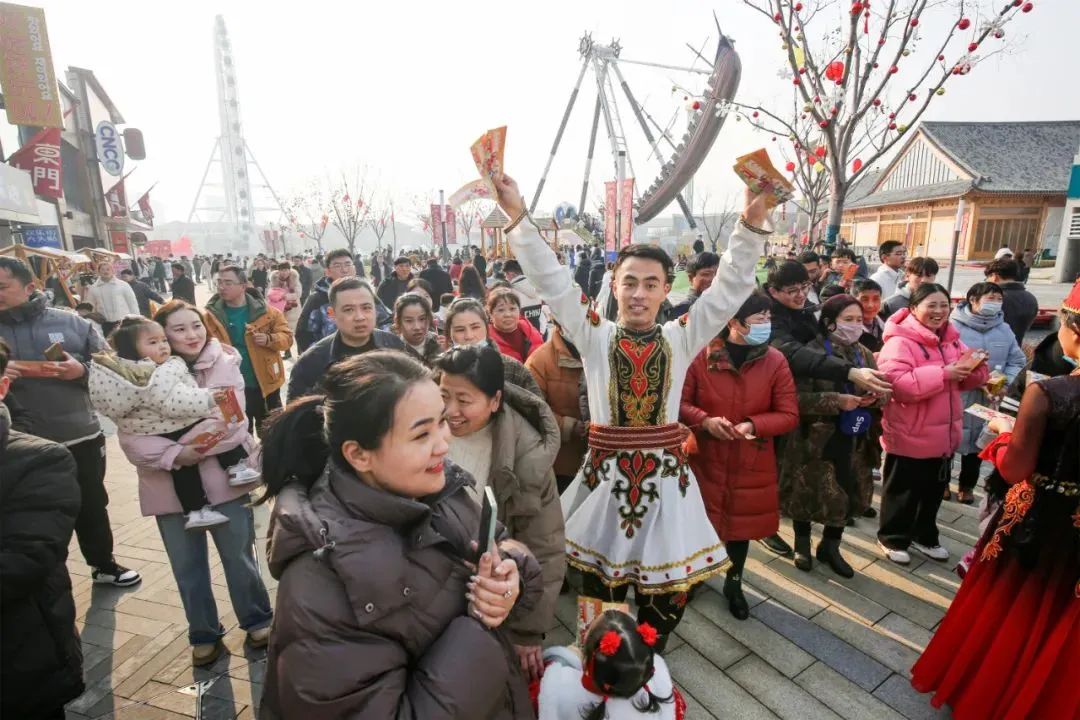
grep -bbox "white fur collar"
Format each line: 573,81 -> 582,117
538,647 -> 675,720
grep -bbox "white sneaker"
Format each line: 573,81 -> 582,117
227,464 -> 262,487
878,541 -> 911,565
184,507 -> 230,531
911,542 -> 950,561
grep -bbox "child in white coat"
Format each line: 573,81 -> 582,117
537,610 -> 684,720
89,316 -> 259,530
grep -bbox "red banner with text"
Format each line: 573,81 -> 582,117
8,126 -> 62,199
604,181 -> 617,253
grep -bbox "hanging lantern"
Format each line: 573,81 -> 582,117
910,17 -> 919,27
785,161 -> 796,172
889,65 -> 899,74
825,61 -> 845,82
773,12 -> 782,22
889,122 -> 897,129
872,98 -> 882,106
795,2 -> 803,9
938,54 -> 946,61
852,158 -> 864,173
968,42 -> 979,52
909,93 -> 917,101
815,145 -> 827,158
752,110 -> 760,118
850,2 -> 864,16
958,18 -> 971,30
819,120 -> 830,129
1021,2 -> 1033,12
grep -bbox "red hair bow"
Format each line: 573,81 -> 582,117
637,622 -> 659,647
598,630 -> 622,656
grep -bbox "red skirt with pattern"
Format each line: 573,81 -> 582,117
910,526 -> 1079,720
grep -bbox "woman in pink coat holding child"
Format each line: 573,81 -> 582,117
875,283 -> 989,566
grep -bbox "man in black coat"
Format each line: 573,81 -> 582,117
419,257 -> 454,301
169,263 -> 197,305
292,254 -> 313,303
0,339 -> 85,719
376,256 -> 414,309
587,248 -> 606,300
984,258 -> 1039,345
120,268 -> 164,317
573,252 -> 591,295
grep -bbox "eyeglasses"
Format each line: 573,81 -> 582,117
778,283 -> 812,295
329,261 -> 355,270
215,280 -> 241,287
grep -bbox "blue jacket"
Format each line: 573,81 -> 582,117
950,305 -> 1027,455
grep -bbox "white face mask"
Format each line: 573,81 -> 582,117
831,321 -> 865,346
978,301 -> 1003,317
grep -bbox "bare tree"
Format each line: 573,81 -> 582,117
734,0 -> 1031,246
455,198 -> 491,248
287,182 -> 331,254
696,191 -> 739,252
366,194 -> 392,252
327,168 -> 373,257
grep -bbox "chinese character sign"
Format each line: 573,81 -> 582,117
620,178 -> 634,248
8,126 -> 61,199
22,224 -> 60,249
604,181 -> 617,253
0,3 -> 63,128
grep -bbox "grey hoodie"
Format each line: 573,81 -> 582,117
0,293 -> 106,443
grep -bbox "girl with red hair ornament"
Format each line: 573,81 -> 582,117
536,610 -> 685,720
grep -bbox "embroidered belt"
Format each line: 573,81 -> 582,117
588,422 -> 689,452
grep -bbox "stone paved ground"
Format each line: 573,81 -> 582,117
64,435 -> 977,719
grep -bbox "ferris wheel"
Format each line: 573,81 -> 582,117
530,14 -> 741,230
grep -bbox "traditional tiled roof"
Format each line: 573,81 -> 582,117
847,120 -> 1080,209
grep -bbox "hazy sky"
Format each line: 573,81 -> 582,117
26,0 -> 1078,227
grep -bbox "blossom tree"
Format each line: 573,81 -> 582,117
327,168 -> 373,257
286,183 -> 330,254
732,0 -> 1034,246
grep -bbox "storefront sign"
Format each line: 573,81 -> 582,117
8,126 -> 62,198
0,162 -> 38,222
95,120 -> 124,176
22,224 -> 60,248
0,3 -> 63,128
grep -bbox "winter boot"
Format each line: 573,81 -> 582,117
816,538 -> 855,578
794,532 -> 813,572
723,571 -> 750,620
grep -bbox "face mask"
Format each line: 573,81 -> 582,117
1064,355 -> 1079,368
831,321 -> 865,346
978,301 -> 1002,317
742,322 -> 772,345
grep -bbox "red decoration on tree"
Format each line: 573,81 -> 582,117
1021,2 -> 1033,11
910,18 -> 919,27
957,18 -> 971,30
909,93 -> 917,101
798,66 -> 807,74
889,65 -> 899,74
599,631 -> 622,656
795,1 -> 803,9
889,122 -> 898,129
752,111 -> 760,118
1012,0 -> 1022,4
819,120 -> 830,128
968,42 -> 979,52
773,12 -> 782,22
636,623 -> 659,647
815,145 -> 827,158
888,112 -> 896,119
872,98 -> 882,106
825,61 -> 845,82
793,77 -> 802,85
850,2 -> 863,15
785,161 -> 796,172
852,158 -> 864,173
938,54 -> 946,61
692,101 -> 701,110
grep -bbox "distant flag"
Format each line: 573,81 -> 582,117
134,183 -> 157,226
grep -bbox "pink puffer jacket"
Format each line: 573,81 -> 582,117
117,339 -> 254,516
877,308 -> 989,459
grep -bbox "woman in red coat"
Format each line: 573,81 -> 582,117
487,287 -> 544,363
680,291 -> 799,620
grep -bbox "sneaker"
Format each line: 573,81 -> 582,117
92,562 -> 142,587
872,468 -> 882,482
192,641 -> 222,667
861,506 -> 878,519
247,626 -> 271,649
184,507 -> 230,531
757,534 -> 794,558
877,542 -> 911,565
911,542 -> 950,561
227,464 -> 262,487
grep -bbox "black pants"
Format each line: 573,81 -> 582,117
726,540 -> 749,577
793,520 -> 845,540
957,453 -> 982,492
159,424 -> 248,513
245,386 -> 282,439
67,435 -> 114,568
877,453 -> 949,550
580,572 -> 692,638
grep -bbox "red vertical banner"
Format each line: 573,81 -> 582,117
8,127 -> 62,198
604,181 -> 617,253
444,206 -> 457,245
110,231 -> 129,255
620,178 -> 635,248
430,203 -> 442,246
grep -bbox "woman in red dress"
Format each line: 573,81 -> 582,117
910,281 -> 1080,720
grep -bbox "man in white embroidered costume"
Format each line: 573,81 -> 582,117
495,174 -> 770,648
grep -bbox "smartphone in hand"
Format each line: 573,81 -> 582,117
43,341 -> 65,361
474,486 -> 497,564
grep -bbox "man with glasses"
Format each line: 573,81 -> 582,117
796,251 -> 825,305
759,260 -> 893,558
870,241 -> 907,298
295,249 -> 357,353
204,266 -> 293,435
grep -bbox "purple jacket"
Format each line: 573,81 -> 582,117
117,339 -> 253,516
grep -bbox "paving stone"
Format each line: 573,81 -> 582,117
113,544 -> 172,565
80,623 -> 136,650
750,599 -> 890,691
83,633 -> 152,685
873,674 -> 951,720
115,634 -> 194,698
673,605 -> 751,670
204,675 -> 261,709
675,684 -> 719,720
128,679 -> 245,719
740,556 -> 831,619
84,607 -> 176,638
726,655 -> 842,720
911,558 -> 964,595
663,645 -> 778,720
543,623 -> 575,648
794,662 -> 908,720
114,598 -> 192,626
854,562 -> 950,630
691,588 -> 815,679
769,560 -> 890,625
812,608 -> 920,679
875,612 -> 934,654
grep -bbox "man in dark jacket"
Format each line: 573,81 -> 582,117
0,258 -> 140,588
151,257 -> 168,292
0,339 -> 85,719
295,248 -> 357,353
573,252 -> 591,294
472,249 -> 487,278
169,263 -> 197,305
376,256 -> 414,309
670,251 -> 719,317
587,248 -> 605,300
120,268 -> 164,317
419,257 -> 454,300
288,277 -> 404,398
985,258 -> 1039,344
292,254 -> 313,303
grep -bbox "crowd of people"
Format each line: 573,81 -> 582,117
0,172 -> 1076,719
